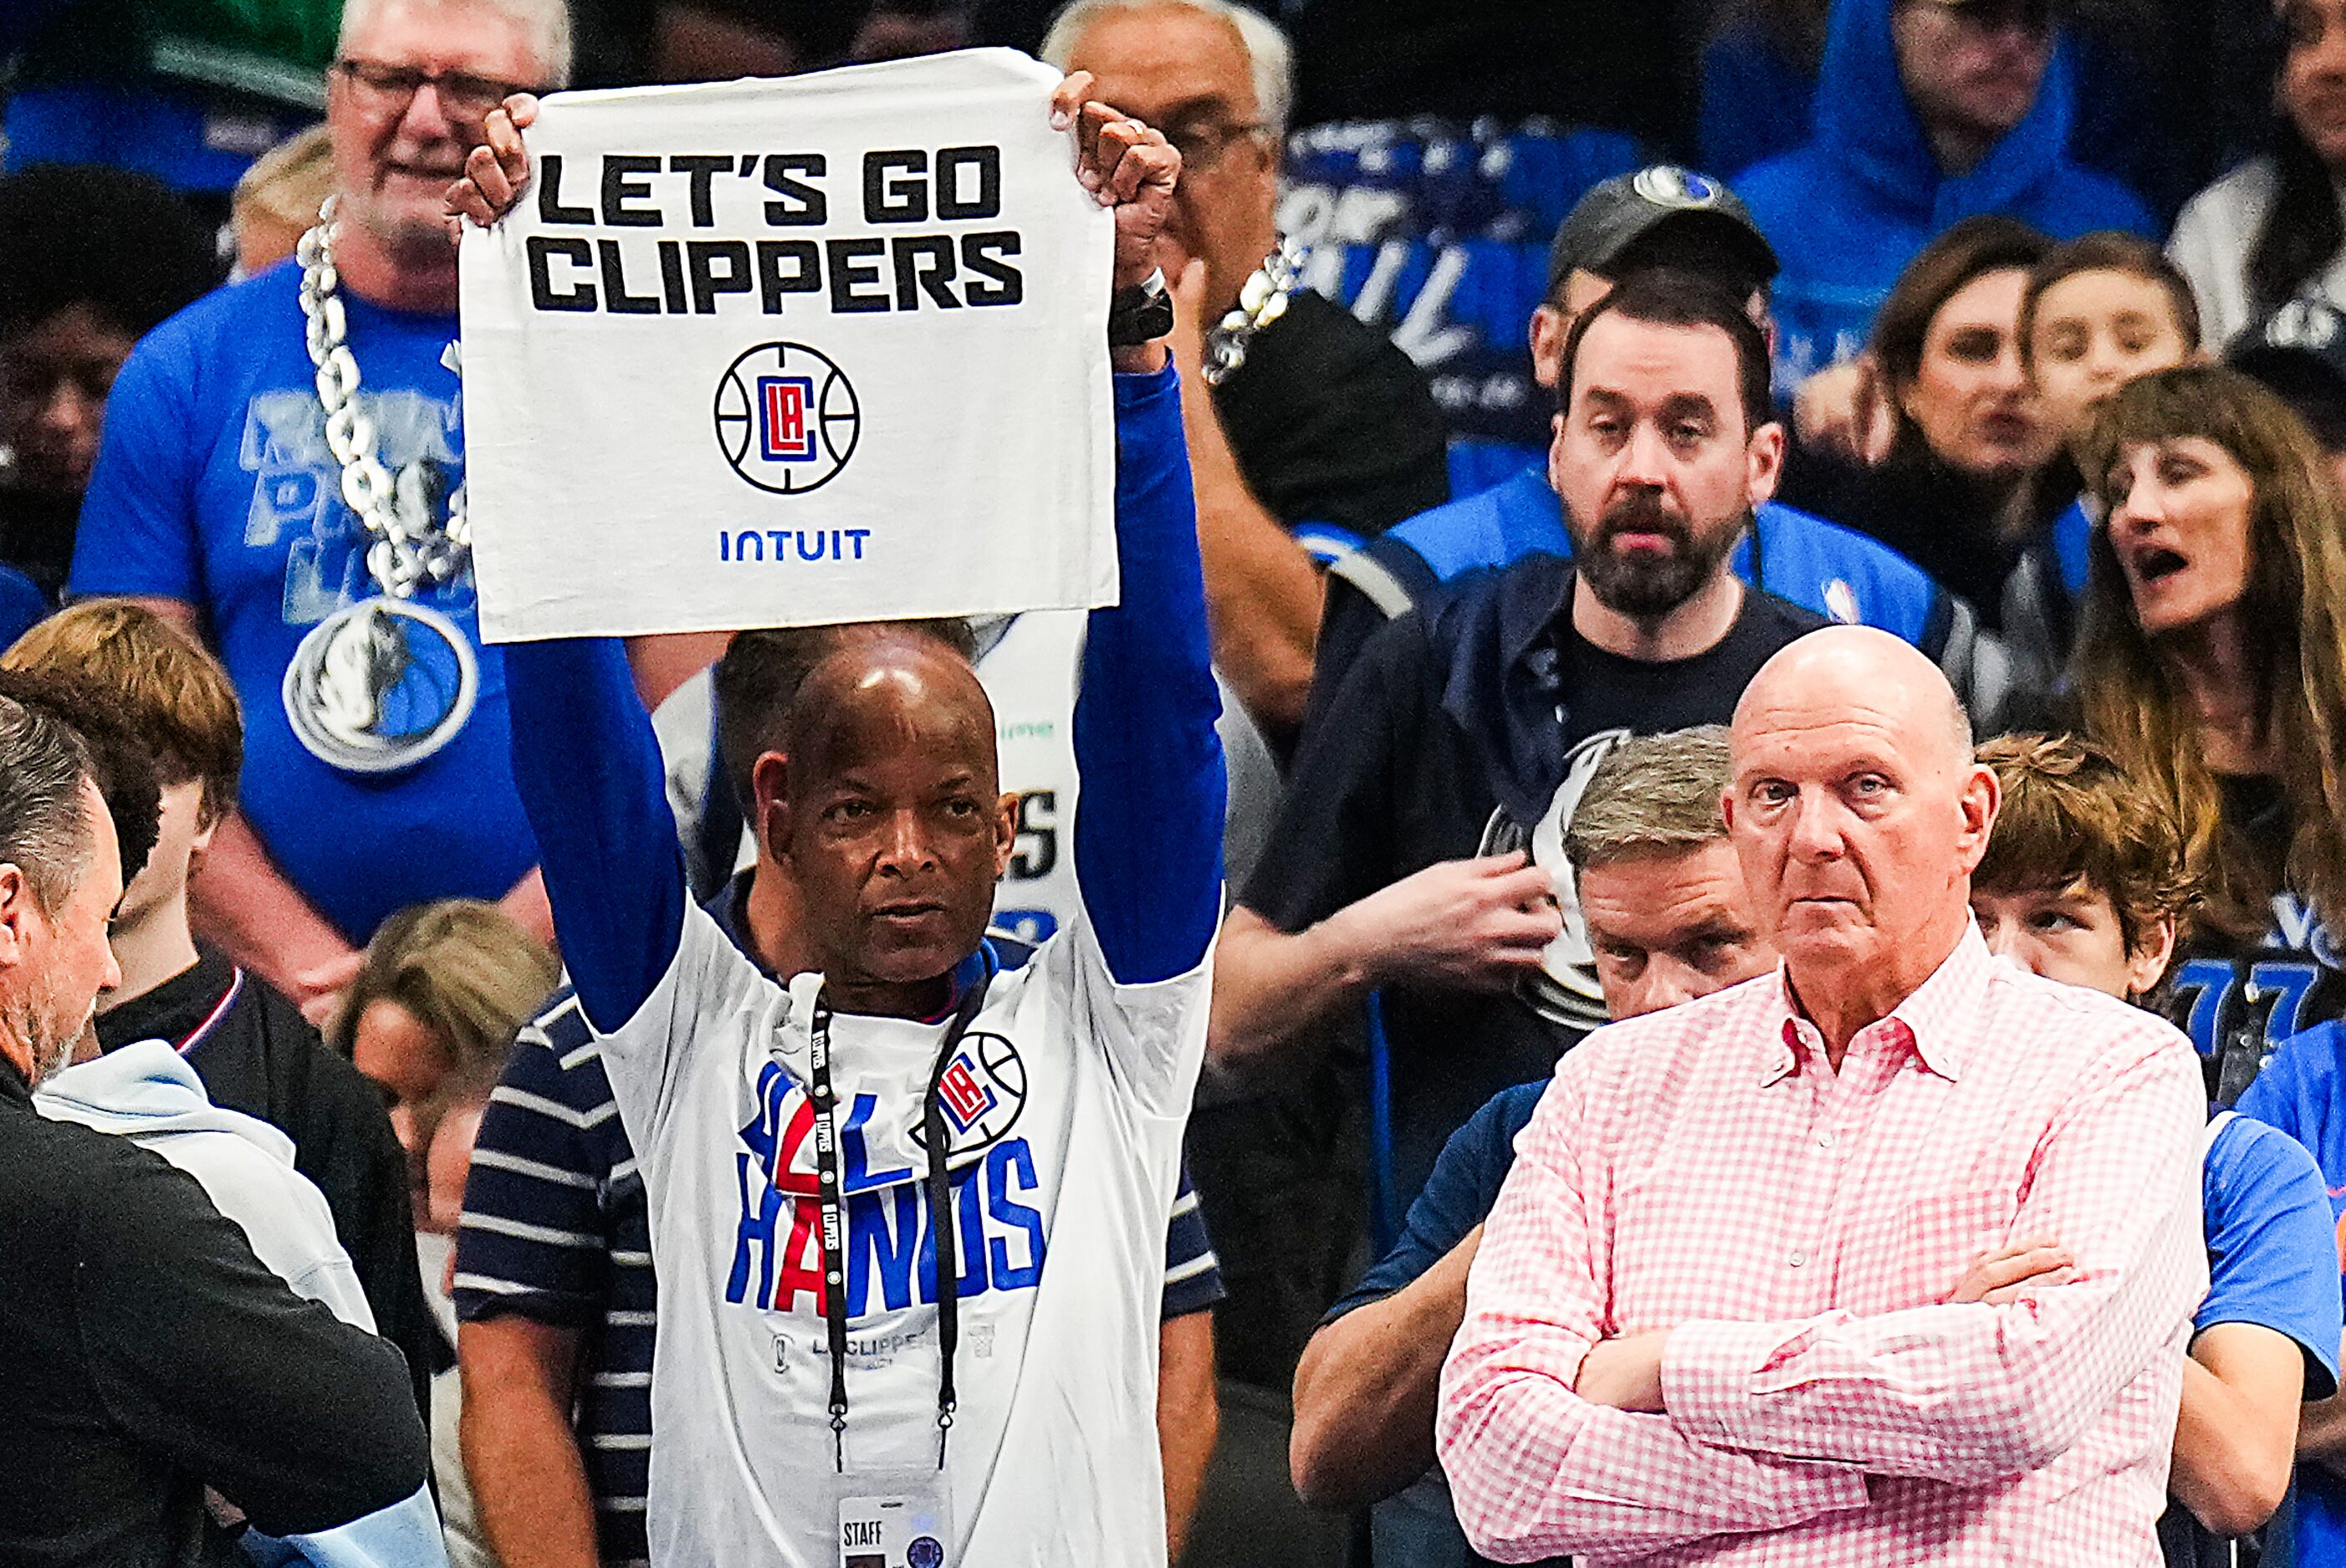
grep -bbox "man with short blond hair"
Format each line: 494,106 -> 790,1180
1292,726 -> 1774,1563
1441,626 -> 2207,1565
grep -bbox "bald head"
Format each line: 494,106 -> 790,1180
781,632 -> 999,802
1731,626 -> 1970,771
764,631 -> 1015,1008
1725,627 -> 1999,1048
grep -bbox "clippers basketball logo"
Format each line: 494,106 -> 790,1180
760,377 -> 816,461
714,342 -> 860,493
915,1032 -> 1026,1152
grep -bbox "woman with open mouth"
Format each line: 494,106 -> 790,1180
2070,362 -> 2346,1098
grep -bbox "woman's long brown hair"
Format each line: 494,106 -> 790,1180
2073,364 -> 2346,940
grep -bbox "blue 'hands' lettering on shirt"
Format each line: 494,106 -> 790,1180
723,1059 -> 1049,1317
984,1141 -> 1045,1291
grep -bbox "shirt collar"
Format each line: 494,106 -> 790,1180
1763,921 -> 1995,1084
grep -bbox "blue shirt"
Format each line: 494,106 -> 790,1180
0,562 -> 47,650
2197,1111 -> 2341,1387
1736,0 -> 2153,388
71,262 -> 538,943
1327,1080 -> 1542,1323
2235,1024 -> 2346,1564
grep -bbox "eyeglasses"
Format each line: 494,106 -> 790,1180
1162,119 -> 1271,175
333,58 -> 538,124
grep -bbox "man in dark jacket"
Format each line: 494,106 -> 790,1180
4,600 -> 442,1418
0,685 -> 427,1566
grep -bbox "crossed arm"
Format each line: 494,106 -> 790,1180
1438,1039 -> 2207,1562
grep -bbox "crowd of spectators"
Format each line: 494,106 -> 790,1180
13,0 -> 2346,1565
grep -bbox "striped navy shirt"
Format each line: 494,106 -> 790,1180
456,926 -> 1224,1567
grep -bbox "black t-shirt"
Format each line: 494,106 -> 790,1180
1243,558 -> 1825,1210
95,949 -> 444,1415
1210,287 -> 1450,542
2172,776 -> 2346,1105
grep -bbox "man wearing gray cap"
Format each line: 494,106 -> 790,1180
1314,165 -> 2013,728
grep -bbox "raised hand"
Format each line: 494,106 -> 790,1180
445,94 -> 540,231
1050,70 -> 1181,292
1342,852 -> 1565,993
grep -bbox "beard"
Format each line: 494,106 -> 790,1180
1573,493 -> 1747,621
11,968 -> 92,1087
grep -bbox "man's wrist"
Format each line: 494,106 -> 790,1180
1109,267 -> 1175,347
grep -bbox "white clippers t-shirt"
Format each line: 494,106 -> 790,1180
594,899 -> 1210,1568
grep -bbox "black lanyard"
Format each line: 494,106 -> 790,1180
806,978 -> 990,1473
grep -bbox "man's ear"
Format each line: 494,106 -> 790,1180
751,750 -> 791,866
992,792 -> 1019,881
0,863 -> 38,972
1953,763 -> 2001,874
1746,420 -> 1787,508
1529,305 -> 1570,390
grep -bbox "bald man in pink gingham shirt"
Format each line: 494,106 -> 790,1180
1438,627 -> 2207,1565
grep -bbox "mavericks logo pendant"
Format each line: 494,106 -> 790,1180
282,599 -> 480,773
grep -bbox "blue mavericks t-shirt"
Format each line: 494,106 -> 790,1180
2237,1025 -> 2346,1564
72,262 -> 536,943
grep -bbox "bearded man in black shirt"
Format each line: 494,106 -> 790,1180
1042,0 -> 1449,744
1215,271 -> 1827,1304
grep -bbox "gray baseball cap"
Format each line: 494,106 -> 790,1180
1544,165 -> 1780,301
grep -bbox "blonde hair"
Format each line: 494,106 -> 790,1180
233,125 -> 336,235
4,599 -> 242,827
333,899 -> 559,1091
2073,363 -> 2346,938
1563,726 -> 1732,872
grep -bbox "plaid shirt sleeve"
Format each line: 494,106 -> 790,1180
1439,1063 -> 1871,1562
1662,1024 -> 2207,1483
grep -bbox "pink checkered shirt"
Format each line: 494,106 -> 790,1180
1438,923 -> 2207,1565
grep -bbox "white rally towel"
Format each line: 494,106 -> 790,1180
458,48 -> 1118,642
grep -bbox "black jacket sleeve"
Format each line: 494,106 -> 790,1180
76,1151 -> 430,1537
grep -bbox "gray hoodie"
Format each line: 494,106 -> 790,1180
38,1039 -> 447,1568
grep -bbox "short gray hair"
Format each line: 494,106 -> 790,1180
1039,0 -> 1295,140
1565,726 -> 1733,873
337,0 -> 574,87
0,695 -> 96,917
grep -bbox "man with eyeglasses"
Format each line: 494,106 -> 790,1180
1732,0 -> 2154,394
70,0 -> 568,1031
1041,0 -> 1449,747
